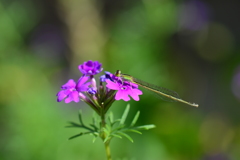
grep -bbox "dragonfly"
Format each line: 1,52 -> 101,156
115,70 -> 199,107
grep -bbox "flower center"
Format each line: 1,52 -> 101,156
71,87 -> 78,92
121,86 -> 126,90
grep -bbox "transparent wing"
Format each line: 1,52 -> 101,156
132,78 -> 180,102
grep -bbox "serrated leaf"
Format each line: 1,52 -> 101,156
78,110 -> 84,125
117,131 -> 134,143
120,104 -> 130,125
130,111 -> 140,127
136,124 -> 156,130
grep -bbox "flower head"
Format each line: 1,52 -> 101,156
79,60 -> 103,75
57,76 -> 91,103
106,80 -> 143,101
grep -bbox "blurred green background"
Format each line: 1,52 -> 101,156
1,0 -> 240,159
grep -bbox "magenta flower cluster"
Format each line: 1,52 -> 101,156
56,77 -> 91,103
57,60 -> 102,103
56,60 -> 142,113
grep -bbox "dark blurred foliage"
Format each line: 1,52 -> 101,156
0,0 -> 240,159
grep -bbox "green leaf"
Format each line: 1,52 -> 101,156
125,129 -> 142,134
111,119 -> 121,127
103,127 -> 110,135
66,122 -> 82,127
135,124 -> 156,130
117,131 -> 134,143
111,125 -> 125,132
89,132 -> 99,137
92,113 -> 97,126
89,124 -> 98,131
90,132 -> 99,143
68,131 -> 96,140
92,136 -> 97,143
111,133 -> 123,139
68,133 -> 84,140
105,124 -> 111,133
130,111 -> 140,127
103,136 -> 111,143
108,111 -> 114,124
120,104 -> 130,125
78,110 -> 84,125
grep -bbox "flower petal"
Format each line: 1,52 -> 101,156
61,79 -> 76,89
57,90 -> 67,102
129,88 -> 142,101
77,76 -> 89,86
85,60 -> 94,68
64,91 -> 79,103
78,61 -> 94,74
57,90 -> 71,102
76,76 -> 91,92
133,88 -> 143,95
93,61 -> 102,73
77,82 -> 91,92
71,91 -> 80,103
106,80 -> 120,90
64,96 -> 72,103
100,72 -> 114,82
131,83 -> 139,89
78,65 -> 85,74
115,90 -> 130,101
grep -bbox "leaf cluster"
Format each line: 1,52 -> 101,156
66,104 -> 156,143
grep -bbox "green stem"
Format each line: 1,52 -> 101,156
104,141 -> 112,160
100,113 -> 112,160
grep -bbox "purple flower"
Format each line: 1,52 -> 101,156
100,71 -> 115,82
57,76 -> 91,103
106,80 -> 143,101
79,60 -> 103,75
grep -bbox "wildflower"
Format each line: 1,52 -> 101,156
57,76 -> 91,103
106,79 -> 143,101
78,60 -> 103,75
57,60 -> 156,160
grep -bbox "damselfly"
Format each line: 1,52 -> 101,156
115,70 -> 198,107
